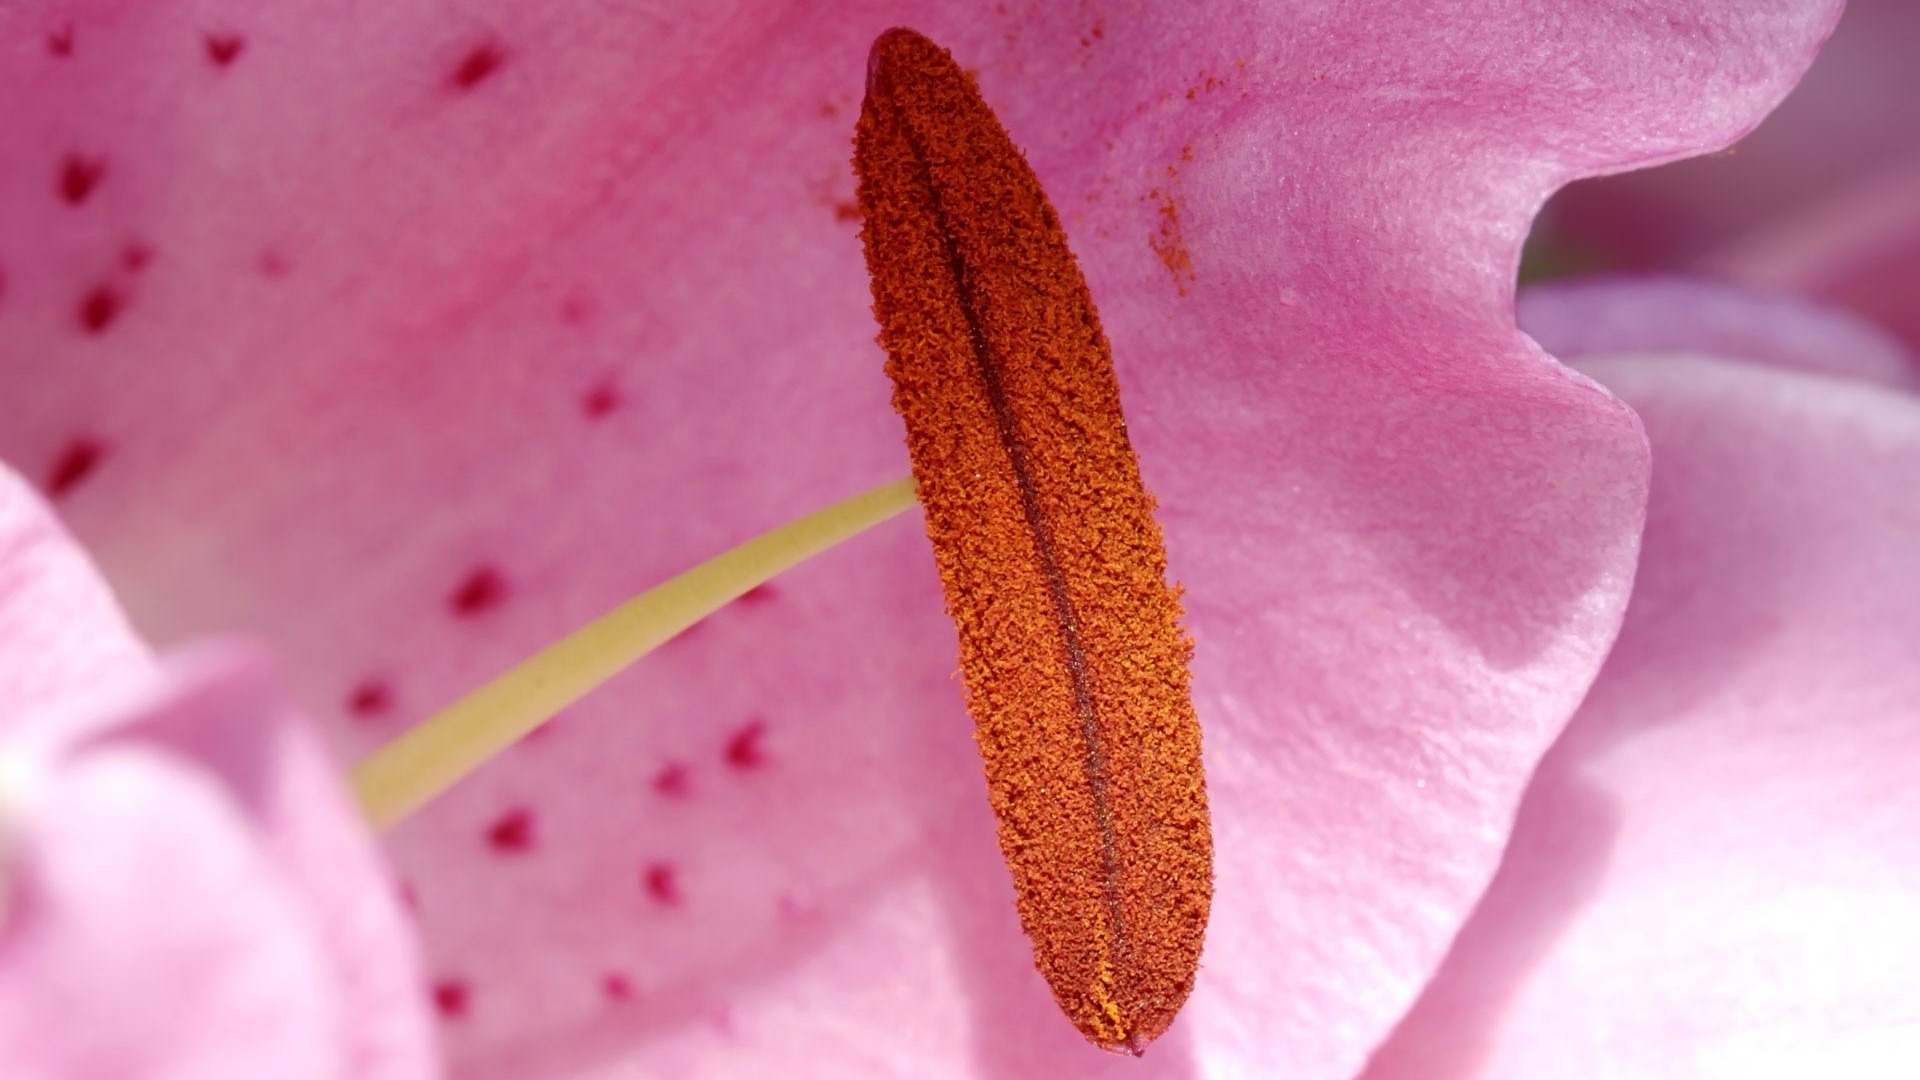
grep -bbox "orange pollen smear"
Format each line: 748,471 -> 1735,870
853,27 -> 1213,1054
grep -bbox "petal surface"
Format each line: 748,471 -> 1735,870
1533,0 -> 1920,352
1518,275 -> 1917,388
0,2 -> 1837,1077
0,457 -> 153,731
1705,155 -> 1920,354
1539,0 -> 1919,268
1361,354 -> 1920,1080
0,468 -> 435,1079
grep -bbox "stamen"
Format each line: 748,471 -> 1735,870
353,476 -> 917,830
855,28 -> 1211,1053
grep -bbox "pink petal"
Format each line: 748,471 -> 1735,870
1519,275 -> 1918,388
109,645 -> 444,1080
1704,155 -> 1920,355
1361,354 -> 1920,1079
0,468 -> 435,1078
0,462 -> 153,730
1540,0 -> 1919,267
0,2 -> 1838,1077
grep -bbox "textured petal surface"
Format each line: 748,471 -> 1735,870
0,469 -> 435,1080
1519,275 -> 1917,388
0,2 -> 1837,1078
1361,354 -> 1920,1080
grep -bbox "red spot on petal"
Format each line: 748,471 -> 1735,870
486,807 -> 536,853
724,720 -> 767,771
121,240 -> 153,272
258,249 -> 291,279
449,566 -> 508,617
833,200 -> 861,223
60,155 -> 105,206
78,285 -> 122,334
737,583 -> 777,605
643,862 -> 681,906
433,979 -> 470,1019
602,973 -> 634,1001
449,42 -> 506,91
652,763 -> 690,799
47,438 -> 106,499
205,33 -> 244,66
582,381 -> 620,419
560,293 -> 595,325
48,25 -> 74,57
399,881 -> 420,911
778,892 -> 821,921
347,678 -> 393,719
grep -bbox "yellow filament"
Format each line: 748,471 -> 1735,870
353,476 -> 918,830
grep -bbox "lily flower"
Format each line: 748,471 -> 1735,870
1,1 -> 1890,1078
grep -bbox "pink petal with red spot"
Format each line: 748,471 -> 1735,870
1362,355 -> 1920,1080
0,469 -> 435,1078
0,2 -> 1839,1077
1519,275 -> 1917,388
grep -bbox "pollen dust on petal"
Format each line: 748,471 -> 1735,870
1183,71 -> 1224,101
1146,185 -> 1195,297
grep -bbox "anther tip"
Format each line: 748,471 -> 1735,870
866,27 -> 929,94
1094,1030 -> 1152,1057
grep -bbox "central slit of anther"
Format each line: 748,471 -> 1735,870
877,77 -> 1131,985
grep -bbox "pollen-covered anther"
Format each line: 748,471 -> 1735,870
853,26 -> 1213,1054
